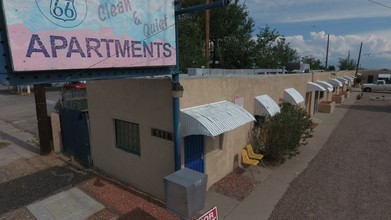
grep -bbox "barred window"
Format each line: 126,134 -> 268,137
115,119 -> 140,155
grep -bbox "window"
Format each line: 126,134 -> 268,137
115,119 -> 140,155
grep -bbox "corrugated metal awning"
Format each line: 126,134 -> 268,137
342,76 -> 354,82
328,79 -> 343,87
307,82 -> 326,92
254,95 -> 280,117
316,80 -> 334,92
336,77 -> 348,85
181,100 -> 255,137
283,88 -> 304,104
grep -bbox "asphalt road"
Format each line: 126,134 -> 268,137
0,85 -> 61,134
269,93 -> 391,220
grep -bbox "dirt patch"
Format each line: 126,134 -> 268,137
210,168 -> 255,201
0,141 -> 10,149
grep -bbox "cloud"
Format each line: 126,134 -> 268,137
286,31 -> 391,68
245,0 -> 391,24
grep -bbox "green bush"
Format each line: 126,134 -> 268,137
251,102 -> 313,165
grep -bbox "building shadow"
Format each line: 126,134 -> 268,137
0,165 -> 95,215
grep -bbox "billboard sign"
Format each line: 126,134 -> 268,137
2,0 -> 176,72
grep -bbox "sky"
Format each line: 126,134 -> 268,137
243,0 -> 391,70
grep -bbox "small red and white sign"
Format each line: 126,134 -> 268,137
198,206 -> 218,220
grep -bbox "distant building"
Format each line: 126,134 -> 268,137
378,73 -> 391,83
286,62 -> 310,73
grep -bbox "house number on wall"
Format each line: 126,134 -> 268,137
151,128 -> 173,141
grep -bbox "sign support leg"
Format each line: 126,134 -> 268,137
34,84 -> 52,155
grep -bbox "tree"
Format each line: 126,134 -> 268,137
176,1 -> 299,71
328,65 -> 336,71
253,26 -> 299,68
301,56 -> 323,70
209,0 -> 256,69
177,0 -> 206,72
251,101 -> 313,165
338,57 -> 356,70
177,0 -> 255,70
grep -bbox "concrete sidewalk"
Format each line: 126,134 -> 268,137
201,91 -> 357,220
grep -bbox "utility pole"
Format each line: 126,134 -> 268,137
205,0 -> 211,68
325,34 -> 329,69
355,42 -> 363,87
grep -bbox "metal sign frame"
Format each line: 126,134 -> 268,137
0,1 -> 175,86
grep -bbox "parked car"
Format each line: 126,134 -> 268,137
63,81 -> 86,90
362,80 -> 391,92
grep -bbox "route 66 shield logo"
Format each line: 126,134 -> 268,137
36,0 -> 87,28
50,0 -> 77,21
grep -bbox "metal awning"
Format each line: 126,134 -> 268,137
283,88 -> 304,104
181,100 -> 255,137
328,79 -> 343,87
336,77 -> 348,85
254,95 -> 280,117
342,76 -> 354,82
307,82 -> 326,92
316,80 -> 334,92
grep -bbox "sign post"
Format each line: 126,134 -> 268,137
197,207 -> 218,220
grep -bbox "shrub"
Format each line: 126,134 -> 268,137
251,101 -> 313,165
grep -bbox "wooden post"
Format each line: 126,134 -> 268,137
34,84 -> 52,155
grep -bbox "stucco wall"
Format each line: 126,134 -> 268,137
87,78 -> 174,200
179,72 -> 336,188
87,70 -> 355,200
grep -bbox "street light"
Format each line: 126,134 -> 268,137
172,81 -> 184,98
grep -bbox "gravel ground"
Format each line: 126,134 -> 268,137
78,177 -> 179,220
210,168 -> 255,201
269,93 -> 391,220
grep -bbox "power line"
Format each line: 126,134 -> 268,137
268,0 -> 305,22
268,0 -> 318,30
367,0 -> 391,9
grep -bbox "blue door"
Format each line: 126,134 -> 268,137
60,108 -> 91,167
184,135 -> 205,173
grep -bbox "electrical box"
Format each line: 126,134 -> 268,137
164,168 -> 208,219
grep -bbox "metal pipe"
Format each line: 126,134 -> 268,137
175,0 -> 227,15
173,2 -> 181,171
172,0 -> 228,171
